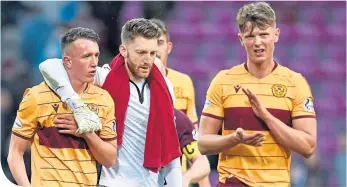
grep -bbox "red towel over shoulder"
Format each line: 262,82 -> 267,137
102,54 -> 181,172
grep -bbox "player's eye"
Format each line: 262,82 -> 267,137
83,54 -> 92,58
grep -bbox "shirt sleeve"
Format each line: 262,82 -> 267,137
201,71 -> 225,120
98,93 -> 117,141
174,109 -> 195,149
292,73 -> 316,119
185,76 -> 198,124
12,89 -> 38,140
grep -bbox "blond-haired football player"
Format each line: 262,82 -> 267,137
198,2 -> 317,187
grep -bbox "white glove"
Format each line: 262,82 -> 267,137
66,94 -> 102,134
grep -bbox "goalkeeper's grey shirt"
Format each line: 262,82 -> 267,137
96,68 -> 180,187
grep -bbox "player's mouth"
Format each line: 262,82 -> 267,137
88,70 -> 96,76
254,49 -> 265,56
140,66 -> 150,71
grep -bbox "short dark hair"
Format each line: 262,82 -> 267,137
149,18 -> 170,41
121,18 -> 161,44
236,2 -> 276,34
60,27 -> 100,51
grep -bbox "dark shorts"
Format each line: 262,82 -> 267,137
216,177 -> 248,187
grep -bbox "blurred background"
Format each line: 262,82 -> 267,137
1,1 -> 346,187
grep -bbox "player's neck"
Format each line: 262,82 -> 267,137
68,75 -> 88,94
246,59 -> 275,79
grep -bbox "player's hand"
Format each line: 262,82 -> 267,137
73,104 -> 102,134
54,114 -> 82,137
235,128 -> 265,147
182,174 -> 191,187
66,98 -> 102,134
242,88 -> 271,120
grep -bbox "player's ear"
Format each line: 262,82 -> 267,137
62,56 -> 72,69
119,44 -> 127,58
167,42 -> 173,55
274,28 -> 280,43
238,33 -> 244,47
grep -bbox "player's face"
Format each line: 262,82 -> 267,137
156,34 -> 172,67
121,36 -> 158,81
64,38 -> 99,83
238,22 -> 280,65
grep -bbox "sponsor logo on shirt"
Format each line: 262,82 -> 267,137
52,103 -> 59,113
234,85 -> 241,93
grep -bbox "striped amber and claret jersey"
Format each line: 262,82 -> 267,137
202,62 -> 316,187
167,68 -> 198,124
12,82 -> 117,187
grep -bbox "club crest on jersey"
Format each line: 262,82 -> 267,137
272,84 -> 287,98
304,98 -> 315,112
174,87 -> 185,98
87,103 -> 99,115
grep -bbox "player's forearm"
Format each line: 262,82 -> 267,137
82,133 -> 117,168
198,133 -> 239,155
183,155 -> 210,184
7,153 -> 31,187
39,59 -> 76,102
263,114 -> 316,158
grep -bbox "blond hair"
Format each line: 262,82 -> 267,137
236,2 -> 276,33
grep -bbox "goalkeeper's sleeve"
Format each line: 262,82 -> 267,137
39,58 -> 75,103
162,157 -> 182,187
39,58 -> 111,111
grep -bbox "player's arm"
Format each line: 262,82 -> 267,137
81,133 -> 117,168
56,115 -> 117,167
242,74 -> 316,158
39,58 -> 110,101
197,72 -> 240,155
198,116 -> 239,155
182,141 -> 210,184
7,135 -> 31,187
56,94 -> 117,167
262,115 -> 316,158
39,58 -> 110,133
8,89 -> 38,187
